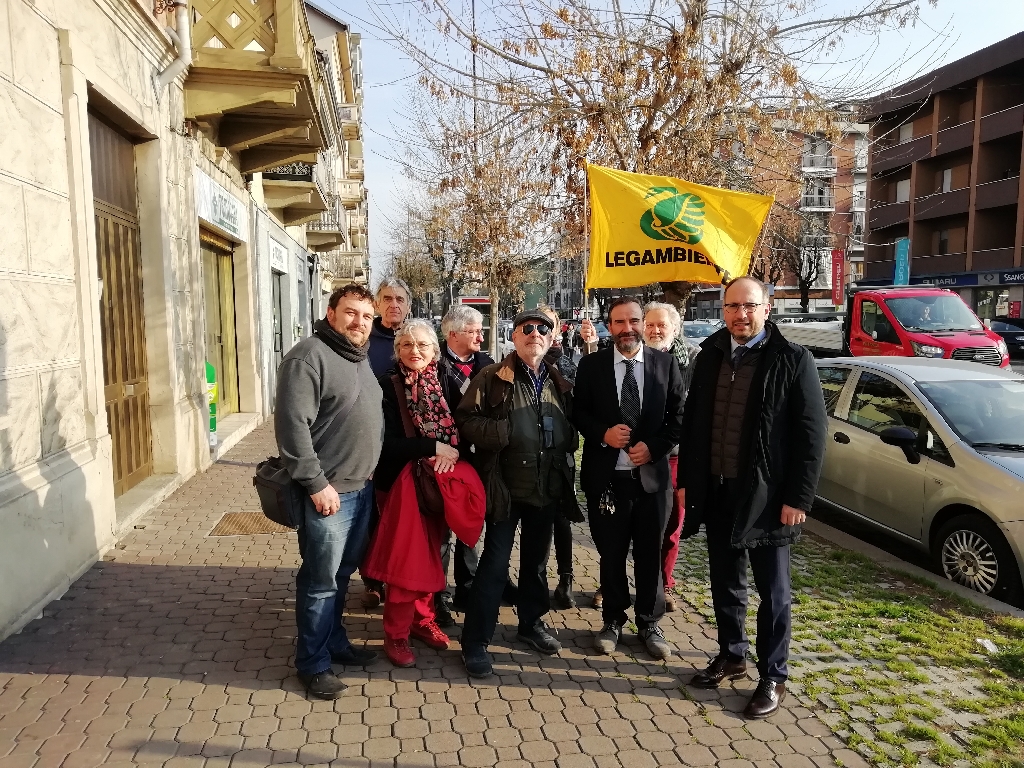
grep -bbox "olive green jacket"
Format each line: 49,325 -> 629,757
454,352 -> 583,523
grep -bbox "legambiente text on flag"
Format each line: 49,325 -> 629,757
586,164 -> 774,290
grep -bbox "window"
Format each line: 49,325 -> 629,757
895,179 -> 911,203
817,367 -> 851,416
848,372 -> 925,435
860,300 -> 898,343
921,421 -> 954,467
898,123 -> 914,144
938,229 -> 950,255
941,168 -> 952,193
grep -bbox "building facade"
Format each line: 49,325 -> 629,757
862,32 -> 1024,319
0,0 -> 369,640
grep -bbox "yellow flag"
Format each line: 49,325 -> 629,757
586,164 -> 773,290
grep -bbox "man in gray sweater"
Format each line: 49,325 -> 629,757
275,284 -> 384,699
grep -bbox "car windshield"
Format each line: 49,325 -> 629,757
917,380 -> 1024,449
684,324 -> 717,338
594,321 -> 609,336
884,296 -> 983,332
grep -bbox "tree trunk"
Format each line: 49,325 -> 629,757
661,281 -> 693,314
799,282 -> 811,313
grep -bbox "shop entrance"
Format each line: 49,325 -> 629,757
976,288 -> 1011,321
201,230 -> 240,418
89,112 -> 153,498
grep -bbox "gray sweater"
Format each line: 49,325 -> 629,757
274,336 -> 384,494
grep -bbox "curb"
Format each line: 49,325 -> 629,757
804,517 -> 1024,618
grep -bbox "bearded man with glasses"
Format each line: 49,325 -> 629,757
454,310 -> 583,678
677,276 -> 826,719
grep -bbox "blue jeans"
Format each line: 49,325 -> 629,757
294,481 -> 372,676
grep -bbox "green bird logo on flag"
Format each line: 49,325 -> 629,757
639,187 -> 705,245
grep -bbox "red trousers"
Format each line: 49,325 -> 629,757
663,456 -> 685,590
383,585 -> 435,640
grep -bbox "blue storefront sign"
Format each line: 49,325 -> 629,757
893,238 -> 911,285
1002,271 -> 1024,285
912,273 -> 979,287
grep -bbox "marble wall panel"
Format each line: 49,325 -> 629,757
9,0 -> 60,109
0,179 -> 28,272
173,287 -> 192,349
0,280 -> 79,368
0,373 -> 41,473
0,81 -> 68,193
39,368 -> 85,457
0,1 -> 12,81
25,186 -> 73,277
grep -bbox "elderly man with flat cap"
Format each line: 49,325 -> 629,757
455,309 -> 583,678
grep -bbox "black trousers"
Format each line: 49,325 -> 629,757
553,514 -> 573,575
437,534 -> 480,607
706,477 -> 792,682
587,474 -> 671,629
462,501 -> 555,648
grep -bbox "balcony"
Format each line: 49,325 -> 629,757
868,201 -> 909,229
800,194 -> 834,211
339,180 -> 362,206
976,176 -> 1020,210
912,253 -> 968,275
934,121 -> 974,156
305,195 -> 346,253
914,187 -> 970,221
973,247 -> 1016,271
347,140 -> 364,179
872,135 -> 932,174
338,104 -> 360,140
262,161 -> 328,226
981,104 -> 1024,143
348,212 -> 367,233
185,0 -> 325,173
801,155 -> 837,174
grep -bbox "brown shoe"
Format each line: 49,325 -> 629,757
361,587 -> 382,609
689,654 -> 747,689
592,588 -> 603,610
664,590 -> 677,612
743,679 -> 786,719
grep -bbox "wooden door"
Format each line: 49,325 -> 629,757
90,113 -> 153,497
201,232 -> 240,418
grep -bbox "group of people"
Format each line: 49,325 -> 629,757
274,275 -> 826,722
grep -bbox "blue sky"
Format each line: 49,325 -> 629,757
312,0 -> 1024,283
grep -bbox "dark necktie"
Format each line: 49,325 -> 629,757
732,345 -> 749,370
620,359 -> 640,429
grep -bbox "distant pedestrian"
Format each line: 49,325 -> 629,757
679,276 -> 826,719
573,297 -> 684,660
642,301 -> 699,611
363,319 -> 485,668
275,284 -> 383,700
455,310 -> 583,678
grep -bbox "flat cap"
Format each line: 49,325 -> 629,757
511,309 -> 555,330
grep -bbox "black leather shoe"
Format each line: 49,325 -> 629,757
462,644 -> 493,678
744,679 -> 786,719
502,580 -> 519,605
689,654 -> 748,689
517,623 -> 561,654
551,574 -> 576,609
330,645 -> 378,666
434,599 -> 455,628
298,670 -> 347,699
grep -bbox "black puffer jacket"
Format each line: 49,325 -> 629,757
677,322 -> 827,548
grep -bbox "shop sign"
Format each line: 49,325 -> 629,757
893,238 -> 911,285
830,250 -> 845,306
194,168 -> 247,242
1002,271 -> 1024,285
270,237 -> 288,273
1010,301 -> 1022,319
912,274 -> 979,287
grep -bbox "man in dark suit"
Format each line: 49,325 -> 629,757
572,297 -> 684,659
677,276 -> 826,719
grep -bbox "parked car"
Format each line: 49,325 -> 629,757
779,286 -> 1009,367
593,320 -> 613,349
990,317 -> 1024,359
814,357 -> 1024,602
682,320 -> 720,341
496,321 -> 515,359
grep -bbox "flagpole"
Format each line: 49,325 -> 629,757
583,162 -> 590,318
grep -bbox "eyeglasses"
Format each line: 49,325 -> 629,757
459,329 -> 485,337
399,341 -> 433,352
519,324 -> 551,336
723,303 -> 765,314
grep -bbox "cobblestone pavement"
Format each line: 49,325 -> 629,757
0,422 -> 870,768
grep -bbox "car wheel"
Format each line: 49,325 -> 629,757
934,514 -> 1023,602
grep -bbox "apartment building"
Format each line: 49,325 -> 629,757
862,32 -> 1024,319
0,0 -> 369,639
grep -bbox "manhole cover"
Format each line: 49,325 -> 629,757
210,511 -> 292,536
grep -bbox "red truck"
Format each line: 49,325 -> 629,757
777,286 -> 1010,367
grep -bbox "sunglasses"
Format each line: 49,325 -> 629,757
519,324 -> 551,336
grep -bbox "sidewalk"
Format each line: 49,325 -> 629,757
0,422 -> 866,768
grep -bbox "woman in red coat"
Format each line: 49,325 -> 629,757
363,319 -> 485,667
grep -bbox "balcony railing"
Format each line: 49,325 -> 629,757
306,195 -> 343,232
348,156 -> 365,176
348,212 -> 367,231
339,181 -> 362,203
801,155 -> 837,172
800,194 -> 835,210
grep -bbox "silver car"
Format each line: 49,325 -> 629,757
814,357 -> 1024,602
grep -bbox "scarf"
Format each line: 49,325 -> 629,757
400,360 -> 459,446
313,318 -> 368,363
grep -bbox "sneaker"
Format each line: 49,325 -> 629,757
297,670 -> 347,700
664,590 -> 677,612
330,645 -> 378,666
361,587 -> 382,609
516,622 -> 561,655
462,644 -> 493,678
594,621 -> 621,655
592,587 -> 603,610
551,573 -> 576,610
384,636 -> 415,668
411,621 -> 451,650
639,624 -> 672,660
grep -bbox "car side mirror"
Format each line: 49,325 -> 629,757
880,426 -> 921,464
